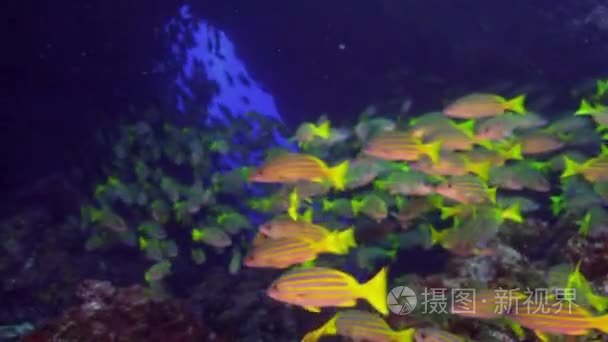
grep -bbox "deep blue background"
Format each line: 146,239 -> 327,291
4,0 -> 608,205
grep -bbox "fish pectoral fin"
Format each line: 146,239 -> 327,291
304,306 -> 321,313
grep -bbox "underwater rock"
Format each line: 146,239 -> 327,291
190,266 -> 302,342
23,279 -> 223,342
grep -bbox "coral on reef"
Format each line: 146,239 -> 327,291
23,279 -> 223,341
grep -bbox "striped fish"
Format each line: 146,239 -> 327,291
302,310 -> 415,342
515,132 -> 564,155
466,144 -> 523,166
562,155 -> 608,182
443,93 -> 526,119
411,152 -> 491,180
266,266 -> 389,314
244,237 -> 319,268
249,153 -> 349,190
259,218 -> 356,254
507,299 -> 608,338
434,175 -> 497,205
259,218 -> 332,242
335,310 -> 415,342
364,131 -> 441,163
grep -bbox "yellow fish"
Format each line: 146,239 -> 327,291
562,155 -> 608,182
443,93 -> 526,118
434,175 -> 497,205
507,298 -> 608,340
364,131 -> 441,163
249,153 -> 349,190
266,266 -> 389,314
243,237 -> 322,269
302,310 -> 415,342
575,99 -> 608,126
259,217 -> 331,242
293,120 -> 331,147
514,132 -> 565,155
411,152 -> 491,181
245,224 -> 355,268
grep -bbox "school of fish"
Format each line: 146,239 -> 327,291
243,82 -> 608,342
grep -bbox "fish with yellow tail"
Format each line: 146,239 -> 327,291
243,237 -> 319,269
506,297 -> 608,341
411,152 -> 491,181
292,119 -> 331,147
561,153 -> 608,182
434,175 -> 497,205
245,226 -> 357,268
575,99 -> 608,126
301,310 -> 415,342
258,216 -> 356,251
466,143 -> 523,166
266,266 -> 389,315
249,153 -> 349,190
364,131 -> 442,163
258,216 -> 331,241
443,93 -> 526,119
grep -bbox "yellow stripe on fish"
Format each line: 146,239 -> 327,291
249,153 -> 349,190
267,266 -> 389,315
364,131 -> 442,163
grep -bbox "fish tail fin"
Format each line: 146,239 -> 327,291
422,140 -> 442,164
439,205 -> 460,220
301,207 -> 313,222
338,227 -> 357,250
322,199 -> 333,212
487,187 -> 498,204
191,229 -> 203,242
314,120 -> 331,139
428,224 -> 442,245
476,138 -> 494,150
288,189 -> 300,221
575,99 -> 596,115
329,160 -> 349,190
428,194 -> 444,207
361,267 -> 389,315
351,199 -> 363,216
300,328 -> 323,342
464,158 -> 491,181
393,328 -> 415,342
561,156 -> 583,178
505,94 -> 527,114
577,212 -> 591,236
594,313 -> 608,334
600,144 -> 608,157
301,315 -> 338,342
502,202 -> 523,223
503,143 -> 523,161
373,180 -> 387,191
597,124 -> 608,133
598,79 -> 608,97
324,228 -> 357,255
455,119 -> 476,137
